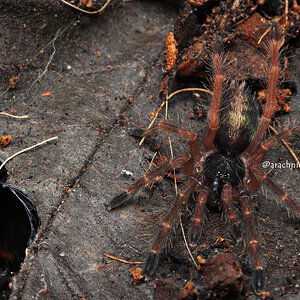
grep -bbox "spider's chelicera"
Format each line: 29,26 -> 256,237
107,29 -> 300,291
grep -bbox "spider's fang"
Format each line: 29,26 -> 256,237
212,178 -> 220,193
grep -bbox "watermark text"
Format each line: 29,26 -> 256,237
262,160 -> 300,170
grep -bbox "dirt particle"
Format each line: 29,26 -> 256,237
9,76 -> 19,89
0,135 -> 13,146
179,280 -> 199,299
149,112 -> 155,120
42,91 -> 52,97
165,31 -> 178,71
201,253 -> 243,298
130,267 -> 144,284
259,290 -> 270,299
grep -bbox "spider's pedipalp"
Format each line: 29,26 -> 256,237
142,177 -> 197,278
145,120 -> 201,162
145,120 -> 197,140
239,190 -> 266,291
221,184 -> 241,241
106,153 -> 189,210
245,165 -> 268,190
188,188 -> 208,248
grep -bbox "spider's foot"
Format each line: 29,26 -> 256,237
188,224 -> 204,248
144,125 -> 160,136
168,249 -> 192,266
142,251 -> 160,280
253,268 -> 266,292
230,223 -> 242,243
128,127 -> 145,138
105,192 -> 129,211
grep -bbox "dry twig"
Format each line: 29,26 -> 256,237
103,252 -> 143,265
180,216 -> 197,267
0,136 -> 58,171
60,0 -> 111,14
0,112 -> 29,119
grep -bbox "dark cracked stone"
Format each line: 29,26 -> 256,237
0,1 -> 299,300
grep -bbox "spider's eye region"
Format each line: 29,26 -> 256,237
216,170 -> 230,181
204,152 -> 245,187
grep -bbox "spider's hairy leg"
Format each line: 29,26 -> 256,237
204,44 -> 226,152
248,167 -> 300,216
188,188 -> 208,248
242,26 -> 284,157
251,126 -> 300,163
106,153 -> 189,211
142,177 -> 197,278
145,120 -> 201,161
145,121 -> 197,141
221,184 -> 241,241
264,177 -> 300,217
245,165 -> 266,190
239,190 -> 266,291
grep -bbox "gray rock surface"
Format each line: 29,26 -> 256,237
0,1 -> 299,299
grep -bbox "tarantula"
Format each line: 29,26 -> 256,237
107,29 -> 300,291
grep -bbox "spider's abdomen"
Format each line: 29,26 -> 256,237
204,152 -> 245,187
214,81 -> 259,155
